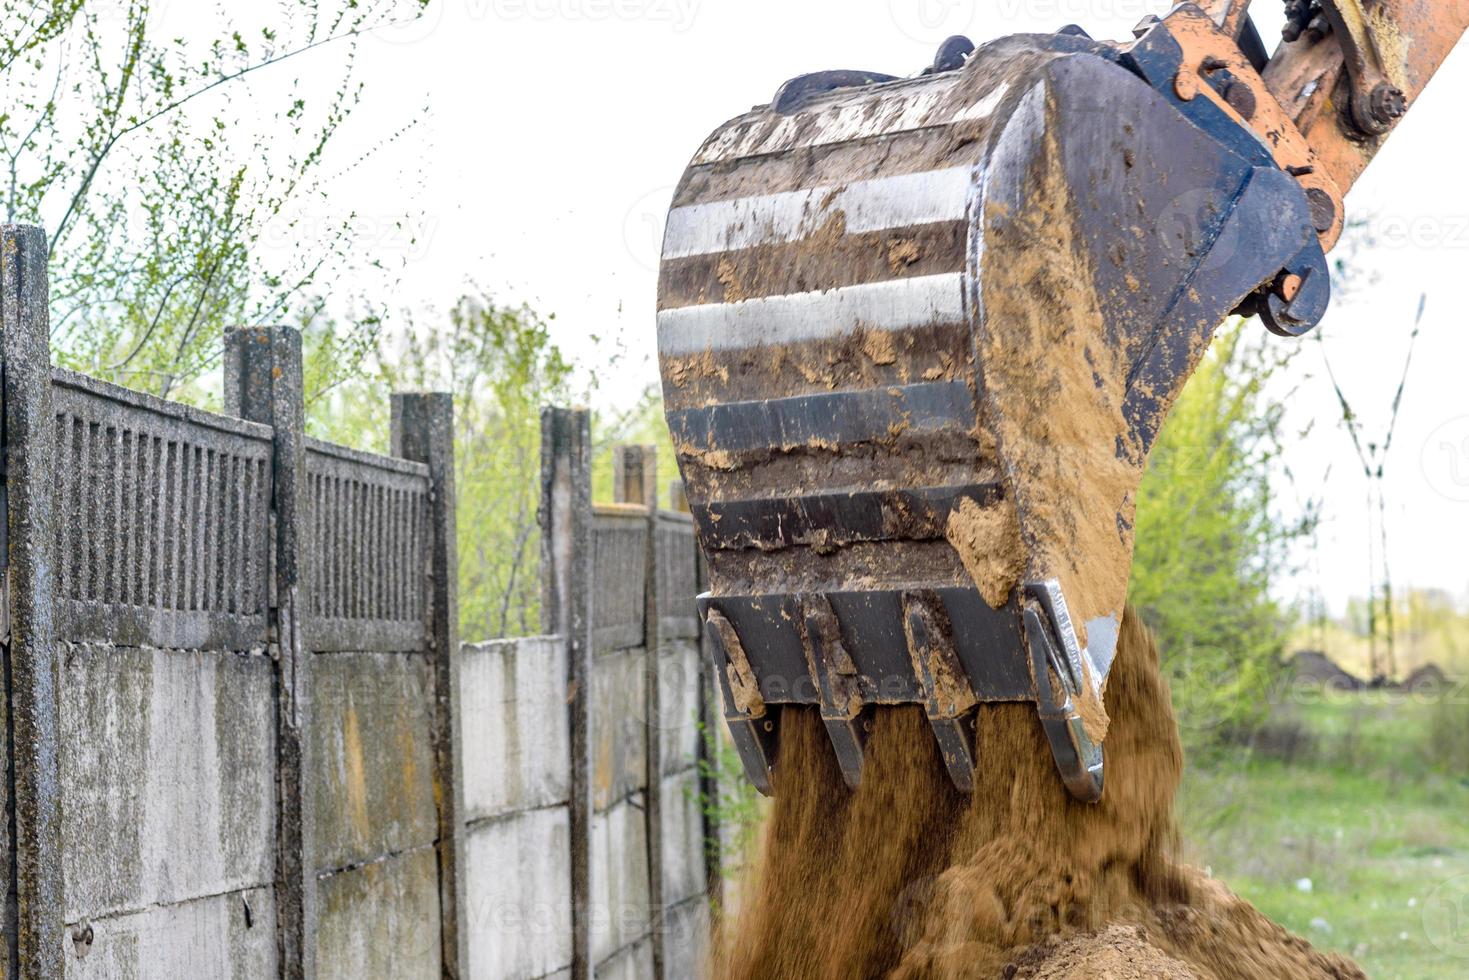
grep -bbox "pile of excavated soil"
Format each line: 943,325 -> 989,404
1288,650 -> 1365,691
712,610 -> 1365,980
1004,926 -> 1200,979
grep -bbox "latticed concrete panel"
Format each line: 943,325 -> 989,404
654,512 -> 700,642
51,368 -> 273,651
590,508 -> 648,653
304,437 -> 433,652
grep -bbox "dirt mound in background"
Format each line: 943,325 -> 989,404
1287,650 -> 1364,690
712,610 -> 1364,980
1288,650 -> 1451,693
1402,662 -> 1449,691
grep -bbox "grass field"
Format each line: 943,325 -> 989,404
1178,688 -> 1469,978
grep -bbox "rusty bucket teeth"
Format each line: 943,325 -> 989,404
704,609 -> 779,795
903,591 -> 979,792
800,593 -> 869,789
820,710 -> 871,791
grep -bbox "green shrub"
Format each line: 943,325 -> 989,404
1424,687 -> 1469,776
1129,322 -> 1314,747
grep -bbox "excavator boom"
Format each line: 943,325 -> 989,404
658,2 -> 1468,800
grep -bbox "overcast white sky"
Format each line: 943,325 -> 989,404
158,0 -> 1469,612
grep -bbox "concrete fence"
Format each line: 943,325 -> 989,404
520,416 -> 719,980
0,225 -> 717,979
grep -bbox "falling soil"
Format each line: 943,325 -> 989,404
711,609 -> 1365,980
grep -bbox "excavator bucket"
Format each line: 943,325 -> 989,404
658,8 -> 1332,800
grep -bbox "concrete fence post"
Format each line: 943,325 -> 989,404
391,393 -> 468,977
612,444 -> 653,511
669,479 -> 689,515
224,326 -> 316,980
540,408 -> 593,980
1,224 -> 64,979
613,444 -> 666,978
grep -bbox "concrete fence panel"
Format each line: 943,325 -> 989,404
461,635 -> 574,980
0,225 -> 717,980
45,365 -> 283,977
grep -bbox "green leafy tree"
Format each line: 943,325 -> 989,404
315,292 -> 575,641
2,0 -> 427,400
1129,321 -> 1317,746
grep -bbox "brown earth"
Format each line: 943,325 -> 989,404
1004,926 -> 1200,979
1288,649 -> 1365,691
945,495 -> 1024,610
711,609 -> 1365,980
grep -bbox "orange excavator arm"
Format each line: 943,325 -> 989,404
1197,0 -> 1469,200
